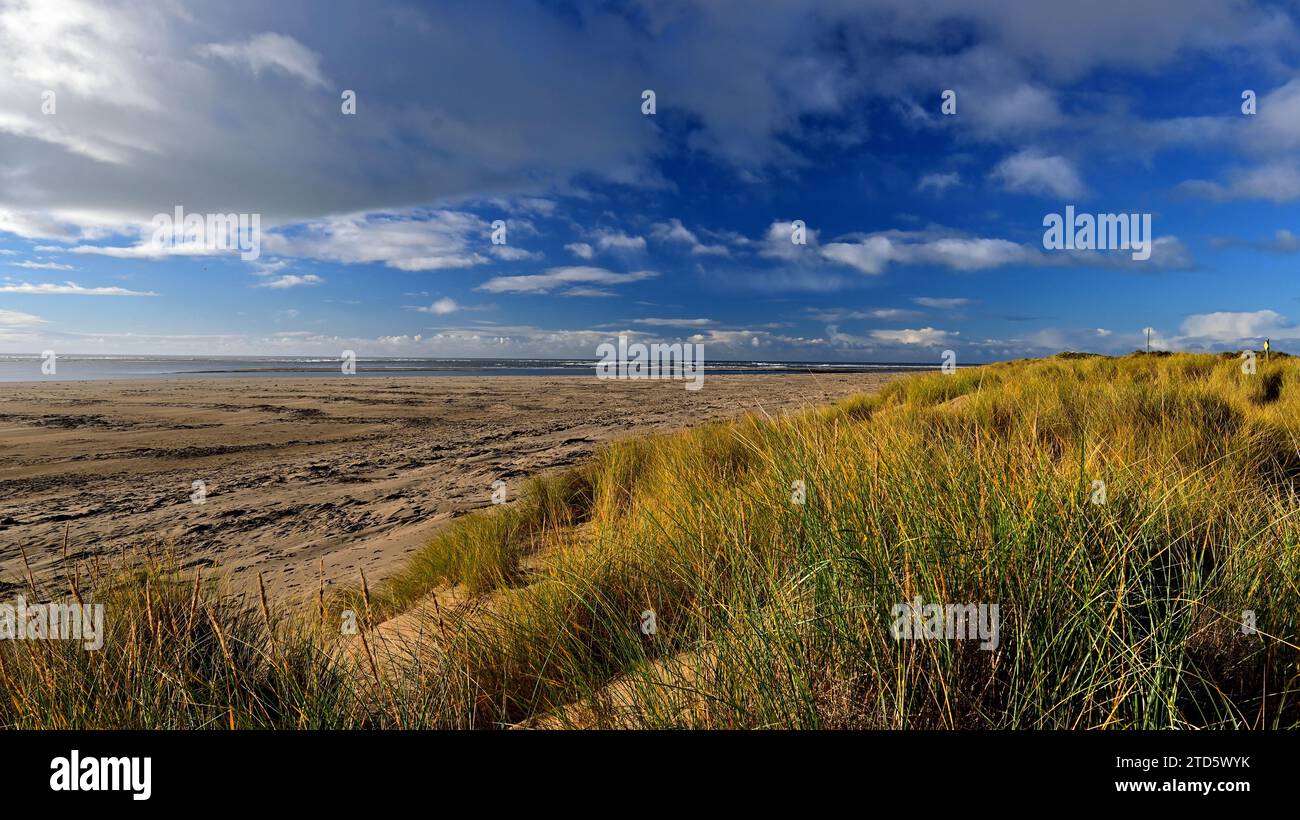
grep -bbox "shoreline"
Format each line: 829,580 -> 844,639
0,363 -> 944,385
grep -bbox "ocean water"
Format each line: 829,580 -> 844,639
0,355 -> 943,382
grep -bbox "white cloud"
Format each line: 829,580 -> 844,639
0,308 -> 46,325
200,33 -> 328,88
265,211 -> 489,271
1136,236 -> 1195,270
1242,77 -> 1300,153
558,286 -> 617,298
477,265 -> 657,295
631,317 -> 716,328
1179,309 -> 1293,341
869,327 -> 958,346
1179,161 -> 1300,203
804,307 -> 923,321
760,220 -> 820,261
565,242 -> 594,260
489,245 -> 543,262
822,231 -> 1034,274
592,229 -> 647,253
1055,235 -> 1195,271
820,236 -> 896,274
419,297 -> 459,315
255,274 -> 322,289
990,149 -> 1086,198
11,260 -> 74,270
970,84 -> 1064,136
914,237 -> 1033,270
250,260 -> 289,275
650,219 -> 729,256
914,297 -> 972,309
1211,228 -> 1300,252
0,280 -> 156,296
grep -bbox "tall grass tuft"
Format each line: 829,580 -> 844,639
0,550 -> 373,728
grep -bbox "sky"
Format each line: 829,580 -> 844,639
2,0 -> 1300,363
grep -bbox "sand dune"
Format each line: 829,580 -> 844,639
0,374 -> 899,601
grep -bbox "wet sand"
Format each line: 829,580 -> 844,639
0,373 -> 900,601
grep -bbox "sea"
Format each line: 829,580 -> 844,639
0,355 -> 945,382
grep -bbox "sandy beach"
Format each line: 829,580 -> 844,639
0,373 -> 899,601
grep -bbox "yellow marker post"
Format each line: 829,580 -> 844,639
1264,338 -> 1271,363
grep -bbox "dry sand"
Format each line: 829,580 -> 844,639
0,373 -> 900,601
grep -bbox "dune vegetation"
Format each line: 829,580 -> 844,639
3,352 -> 1297,729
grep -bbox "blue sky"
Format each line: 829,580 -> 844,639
3,0 -> 1300,362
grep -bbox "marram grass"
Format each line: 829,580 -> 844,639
3,352 -> 1296,729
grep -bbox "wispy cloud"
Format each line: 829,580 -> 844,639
0,281 -> 156,296
1210,229 -> 1300,253
255,274 -> 322,289
630,317 -> 716,328
478,266 -> 657,296
0,308 -> 46,325
1179,162 -> 1300,203
200,33 -> 328,88
803,307 -> 924,321
916,172 -> 961,195
914,297 -> 973,309
591,229 -> 647,253
650,219 -> 729,256
10,260 -> 75,270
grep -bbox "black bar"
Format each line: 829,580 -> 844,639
10,730 -> 1287,807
